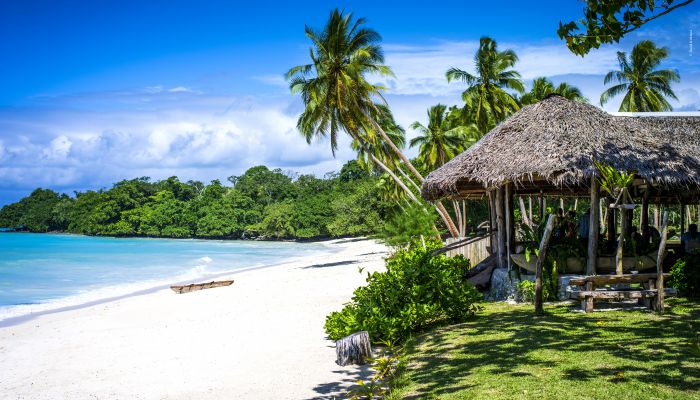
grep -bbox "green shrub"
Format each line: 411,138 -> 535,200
324,243 -> 482,342
515,279 -> 553,303
670,254 -> 700,298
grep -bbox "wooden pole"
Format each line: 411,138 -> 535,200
681,203 -> 686,244
560,197 -> 564,211
654,205 -> 659,228
656,211 -> 669,313
495,186 -> 506,269
505,184 -> 513,271
535,214 -> 556,315
587,176 -> 600,276
528,195 -> 533,226
508,186 -> 516,260
641,189 -> 650,239
607,204 -> 616,253
519,197 -> 531,227
488,191 -> 496,254
540,192 -> 546,222
616,206 -> 627,275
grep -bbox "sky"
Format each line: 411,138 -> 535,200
1,0 -> 699,205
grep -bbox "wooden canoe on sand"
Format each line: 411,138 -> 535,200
170,280 -> 234,294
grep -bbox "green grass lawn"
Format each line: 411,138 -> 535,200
388,299 -> 700,400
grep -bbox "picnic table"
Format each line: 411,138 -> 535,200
569,273 -> 676,313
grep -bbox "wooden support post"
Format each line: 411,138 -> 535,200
540,192 -> 545,222
583,281 -> 594,313
654,205 -> 659,229
488,191 -> 496,254
656,211 -> 669,314
607,205 -> 617,253
681,203 -> 686,242
505,184 -> 513,271
560,197 -> 565,211
508,185 -> 516,263
641,189 -> 650,239
535,214 -> 556,315
495,186 -> 506,269
616,208 -> 627,275
519,197 -> 531,227
626,209 -> 634,235
587,176 -> 600,276
528,195 -> 533,226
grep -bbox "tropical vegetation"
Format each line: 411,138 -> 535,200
324,242 -> 482,343
600,40 -> 680,111
520,77 -> 587,105
446,36 -> 525,132
558,0 -> 694,55
0,162 -> 392,240
285,8 -> 461,238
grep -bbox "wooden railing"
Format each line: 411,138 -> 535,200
435,231 -> 493,265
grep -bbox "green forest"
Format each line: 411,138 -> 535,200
0,161 -> 395,240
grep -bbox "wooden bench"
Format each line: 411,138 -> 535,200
568,273 -> 675,312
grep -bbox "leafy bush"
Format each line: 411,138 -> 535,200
670,254 -> 700,298
380,203 -> 438,248
515,279 -> 553,303
325,243 -> 482,342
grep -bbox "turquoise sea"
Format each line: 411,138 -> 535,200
0,233 -> 332,322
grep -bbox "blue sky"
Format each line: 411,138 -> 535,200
1,1 -> 699,205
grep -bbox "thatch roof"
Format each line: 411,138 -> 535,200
421,95 -> 700,201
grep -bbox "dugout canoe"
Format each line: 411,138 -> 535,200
170,280 -> 234,294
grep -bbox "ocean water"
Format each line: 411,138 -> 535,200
0,233 -> 333,322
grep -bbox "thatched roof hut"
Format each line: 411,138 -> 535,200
422,95 -> 700,201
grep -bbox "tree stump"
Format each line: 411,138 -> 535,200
335,331 -> 372,366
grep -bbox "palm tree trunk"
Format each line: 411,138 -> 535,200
396,166 -> 422,194
363,113 -> 460,237
366,113 -> 460,237
366,113 -> 425,183
369,154 -> 419,204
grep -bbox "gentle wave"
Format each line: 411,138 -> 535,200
0,233 -> 336,323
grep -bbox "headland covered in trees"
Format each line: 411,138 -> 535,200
0,161 -> 391,240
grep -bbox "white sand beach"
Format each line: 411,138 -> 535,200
0,238 -> 389,400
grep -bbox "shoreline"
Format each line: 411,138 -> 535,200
0,237 -> 390,399
0,229 -> 372,244
0,237 -> 347,328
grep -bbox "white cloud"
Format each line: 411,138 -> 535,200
377,40 -> 619,97
0,91 -> 354,203
168,86 -> 194,93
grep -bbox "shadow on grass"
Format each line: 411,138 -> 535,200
401,300 -> 700,399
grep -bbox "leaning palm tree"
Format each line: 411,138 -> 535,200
600,40 -> 680,111
410,104 -> 481,237
446,37 -> 525,132
409,104 -> 480,171
285,9 -> 460,236
520,77 -> 587,105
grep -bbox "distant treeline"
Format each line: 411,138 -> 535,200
0,161 -> 392,240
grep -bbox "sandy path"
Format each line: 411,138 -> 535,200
0,238 -> 389,400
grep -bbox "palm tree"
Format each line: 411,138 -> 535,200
446,37 -> 525,132
520,77 -> 587,105
410,105 -> 481,237
600,40 -> 680,111
409,104 -> 480,171
286,9 -> 460,236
